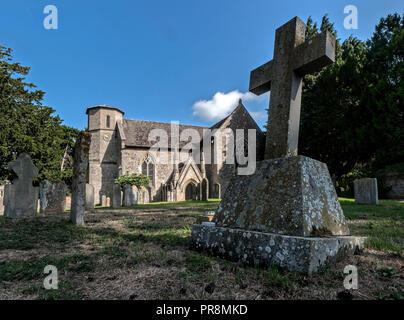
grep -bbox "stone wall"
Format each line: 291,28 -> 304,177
381,172 -> 404,199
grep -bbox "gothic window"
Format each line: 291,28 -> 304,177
141,155 -> 155,185
106,115 -> 111,128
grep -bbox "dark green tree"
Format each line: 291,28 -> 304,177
300,15 -> 368,178
0,45 -> 79,184
299,13 -> 403,194
362,13 -> 404,171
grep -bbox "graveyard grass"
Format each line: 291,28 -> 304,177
0,199 -> 403,300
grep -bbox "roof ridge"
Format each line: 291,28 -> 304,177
123,118 -> 209,129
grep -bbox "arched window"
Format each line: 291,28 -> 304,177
141,155 -> 155,185
106,115 -> 111,128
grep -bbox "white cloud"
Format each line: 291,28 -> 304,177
192,90 -> 265,122
250,111 -> 267,121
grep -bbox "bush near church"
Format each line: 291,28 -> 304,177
114,173 -> 150,190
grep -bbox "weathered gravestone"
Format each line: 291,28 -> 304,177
139,187 -> 150,204
4,153 -> 39,218
71,131 -> 91,225
123,185 -> 138,206
0,185 -> 5,215
354,178 -> 378,205
101,194 -> 107,207
39,180 -> 67,214
85,184 -> 94,211
112,184 -> 122,208
191,17 -> 365,274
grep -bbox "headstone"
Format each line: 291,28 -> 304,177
201,179 -> 208,201
112,184 -> 122,208
354,178 -> 378,205
39,180 -> 67,214
130,186 -> 139,205
139,187 -> 149,204
85,184 -> 94,210
4,153 -> 39,218
123,185 -> 138,206
0,185 -> 5,215
191,17 -> 365,274
101,194 -> 107,207
106,197 -> 111,207
70,131 -> 91,225
123,185 -> 131,207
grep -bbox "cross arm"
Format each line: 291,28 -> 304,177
249,60 -> 273,95
292,31 -> 336,77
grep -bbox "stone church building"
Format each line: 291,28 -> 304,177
86,100 -> 265,205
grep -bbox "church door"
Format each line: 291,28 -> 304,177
185,183 -> 195,200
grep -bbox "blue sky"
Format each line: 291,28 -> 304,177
1,0 -> 403,130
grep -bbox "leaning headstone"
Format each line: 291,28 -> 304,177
4,153 -> 39,218
70,131 -> 91,225
112,184 -> 121,208
191,17 -> 365,274
39,180 -> 67,214
85,184 -> 94,210
354,178 -> 378,205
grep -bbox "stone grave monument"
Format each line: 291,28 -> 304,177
85,184 -> 95,210
4,153 -> 39,218
39,180 -> 67,214
112,184 -> 122,208
71,131 -> 91,225
191,17 -> 365,274
354,178 -> 378,205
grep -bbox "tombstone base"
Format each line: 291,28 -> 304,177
191,224 -> 365,275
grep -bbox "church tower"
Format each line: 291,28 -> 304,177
86,105 -> 124,205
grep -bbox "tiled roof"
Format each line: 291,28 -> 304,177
122,119 -> 208,148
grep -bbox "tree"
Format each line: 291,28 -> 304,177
114,174 -> 150,190
0,45 -> 79,184
300,15 -> 368,178
298,13 -> 403,194
362,13 -> 404,171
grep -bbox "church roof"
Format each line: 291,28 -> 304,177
119,99 -> 263,148
121,119 -> 208,148
210,99 -> 263,133
86,105 -> 124,115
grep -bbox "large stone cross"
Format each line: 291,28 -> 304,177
249,17 -> 335,159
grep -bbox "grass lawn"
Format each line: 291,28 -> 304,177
0,198 -> 402,300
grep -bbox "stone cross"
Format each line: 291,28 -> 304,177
4,153 -> 39,217
249,17 -> 335,159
